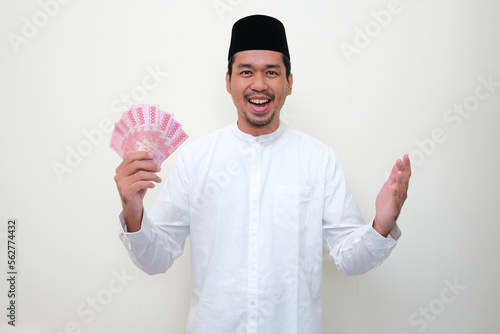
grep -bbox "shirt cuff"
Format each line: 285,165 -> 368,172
118,211 -> 153,248
389,223 -> 402,240
362,223 -> 401,259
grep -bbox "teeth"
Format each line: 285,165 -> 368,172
249,99 -> 269,105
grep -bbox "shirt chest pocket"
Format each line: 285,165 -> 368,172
273,185 -> 313,233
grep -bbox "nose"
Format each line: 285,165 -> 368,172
250,73 -> 268,91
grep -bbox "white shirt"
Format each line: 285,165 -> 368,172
119,122 -> 400,334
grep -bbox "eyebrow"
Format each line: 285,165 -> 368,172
237,63 -> 282,69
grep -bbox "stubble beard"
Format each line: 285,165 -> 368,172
242,109 -> 277,127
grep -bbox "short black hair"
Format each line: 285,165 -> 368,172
227,53 -> 291,82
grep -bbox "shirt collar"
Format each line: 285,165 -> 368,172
230,121 -> 286,144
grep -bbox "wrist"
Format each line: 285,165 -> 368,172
372,217 -> 391,238
123,207 -> 143,233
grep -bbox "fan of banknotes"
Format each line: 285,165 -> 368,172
109,104 -> 188,165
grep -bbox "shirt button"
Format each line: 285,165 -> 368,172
250,300 -> 256,306
252,165 -> 259,171
252,198 -> 258,203
251,265 -> 256,270
254,137 -> 259,142
251,230 -> 257,236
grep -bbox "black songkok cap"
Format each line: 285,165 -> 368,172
228,15 -> 290,60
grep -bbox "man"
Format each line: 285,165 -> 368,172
114,14 -> 411,334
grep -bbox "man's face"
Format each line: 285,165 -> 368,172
226,50 -> 293,136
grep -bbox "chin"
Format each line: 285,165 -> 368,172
247,113 -> 276,127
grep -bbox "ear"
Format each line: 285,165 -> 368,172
225,72 -> 231,94
287,73 -> 293,96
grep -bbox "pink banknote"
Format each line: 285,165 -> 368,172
110,123 -> 126,156
109,104 -> 188,166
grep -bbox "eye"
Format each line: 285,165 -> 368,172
266,71 -> 278,76
240,70 -> 252,75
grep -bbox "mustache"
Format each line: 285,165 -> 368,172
244,91 -> 275,101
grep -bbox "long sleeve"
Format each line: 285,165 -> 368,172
321,150 -> 400,276
118,149 -> 191,275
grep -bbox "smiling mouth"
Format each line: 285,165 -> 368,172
249,98 -> 270,106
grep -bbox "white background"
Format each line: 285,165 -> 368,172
1,0 -> 499,333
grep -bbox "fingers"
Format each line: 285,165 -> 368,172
114,151 -> 163,202
388,159 -> 401,185
401,154 -> 411,189
121,159 -> 161,181
374,155 -> 412,235
403,154 -> 411,170
125,179 -> 158,198
122,169 -> 161,186
395,171 -> 407,202
117,152 -> 159,173
117,153 -> 160,181
390,154 -> 411,187
388,155 -> 411,204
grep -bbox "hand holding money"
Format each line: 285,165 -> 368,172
111,104 -> 189,232
114,152 -> 162,232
